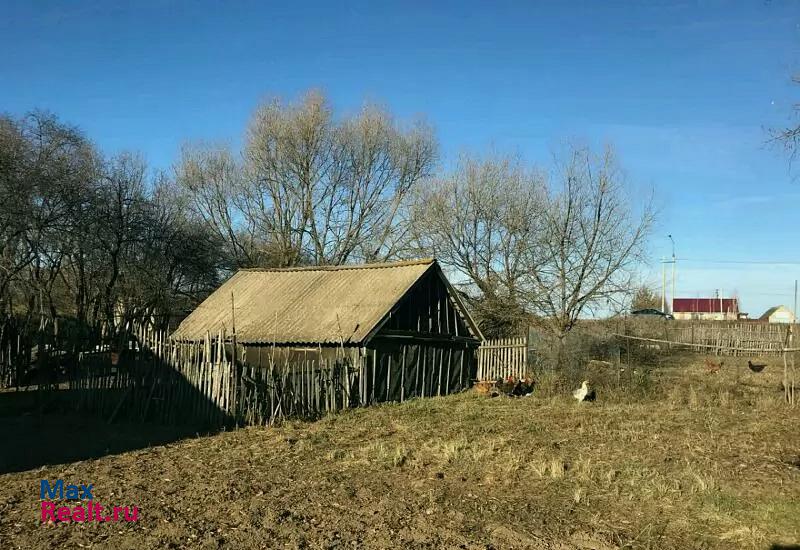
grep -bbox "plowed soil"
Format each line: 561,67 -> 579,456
2,357 -> 799,549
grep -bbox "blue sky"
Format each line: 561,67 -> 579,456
2,0 -> 799,315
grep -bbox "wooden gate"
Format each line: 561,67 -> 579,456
477,336 -> 529,381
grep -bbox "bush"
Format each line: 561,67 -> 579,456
530,320 -> 655,401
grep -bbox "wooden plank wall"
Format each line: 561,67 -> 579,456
476,336 -> 529,381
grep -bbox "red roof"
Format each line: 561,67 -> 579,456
673,298 -> 739,314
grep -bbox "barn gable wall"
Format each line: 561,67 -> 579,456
362,268 -> 480,401
375,267 -> 473,340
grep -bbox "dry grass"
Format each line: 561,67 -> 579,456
1,354 -> 798,549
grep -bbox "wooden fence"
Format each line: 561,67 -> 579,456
62,325 -> 476,426
619,321 -> 797,356
63,326 -> 364,427
667,322 -> 793,356
615,323 -> 797,406
1,314 -> 107,390
0,325 -> 23,388
477,336 -> 529,381
1,319 -> 50,389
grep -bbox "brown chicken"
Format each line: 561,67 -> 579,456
704,358 -> 724,374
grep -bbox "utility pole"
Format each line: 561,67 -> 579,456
668,235 -> 676,314
661,257 -> 666,313
794,279 -> 797,323
671,261 -> 676,314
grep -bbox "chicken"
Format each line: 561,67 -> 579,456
495,375 -> 517,394
510,376 -> 535,397
704,358 -> 723,374
482,375 -> 535,398
572,380 -> 595,402
747,360 -> 767,373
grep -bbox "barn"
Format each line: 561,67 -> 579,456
172,258 -> 483,402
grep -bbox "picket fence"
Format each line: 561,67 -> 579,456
476,336 -> 529,381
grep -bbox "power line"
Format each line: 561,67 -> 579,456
741,292 -> 799,297
675,258 -> 800,266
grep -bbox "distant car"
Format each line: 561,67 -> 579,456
631,308 -> 674,320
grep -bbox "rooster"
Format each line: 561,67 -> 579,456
572,380 -> 596,402
495,375 -> 517,394
510,376 -> 535,397
704,358 -> 723,374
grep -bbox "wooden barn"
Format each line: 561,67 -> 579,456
172,259 -> 483,403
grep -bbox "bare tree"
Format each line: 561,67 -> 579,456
411,154 -> 543,336
118,176 -> 225,330
413,145 -> 654,342
521,145 -> 654,342
244,90 -> 437,265
176,90 -> 438,268
0,110 -> 228,373
0,115 -> 34,316
174,143 -> 255,268
771,75 -> 800,167
0,112 -> 97,322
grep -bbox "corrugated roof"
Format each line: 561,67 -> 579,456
673,298 -> 739,314
172,259 -> 478,345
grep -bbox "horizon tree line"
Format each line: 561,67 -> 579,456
0,90 -> 653,346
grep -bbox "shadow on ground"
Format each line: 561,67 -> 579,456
0,389 -> 212,474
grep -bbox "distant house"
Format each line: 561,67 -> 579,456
672,297 -> 740,321
759,305 -> 796,324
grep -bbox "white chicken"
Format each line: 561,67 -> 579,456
572,380 -> 595,402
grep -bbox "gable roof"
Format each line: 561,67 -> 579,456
172,259 -> 482,345
673,298 -> 739,314
760,306 -> 782,319
759,305 -> 794,320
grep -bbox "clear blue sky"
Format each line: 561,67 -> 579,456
2,1 -> 799,315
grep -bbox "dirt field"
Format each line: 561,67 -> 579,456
1,355 -> 798,549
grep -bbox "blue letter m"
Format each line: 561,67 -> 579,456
40,479 -> 63,499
